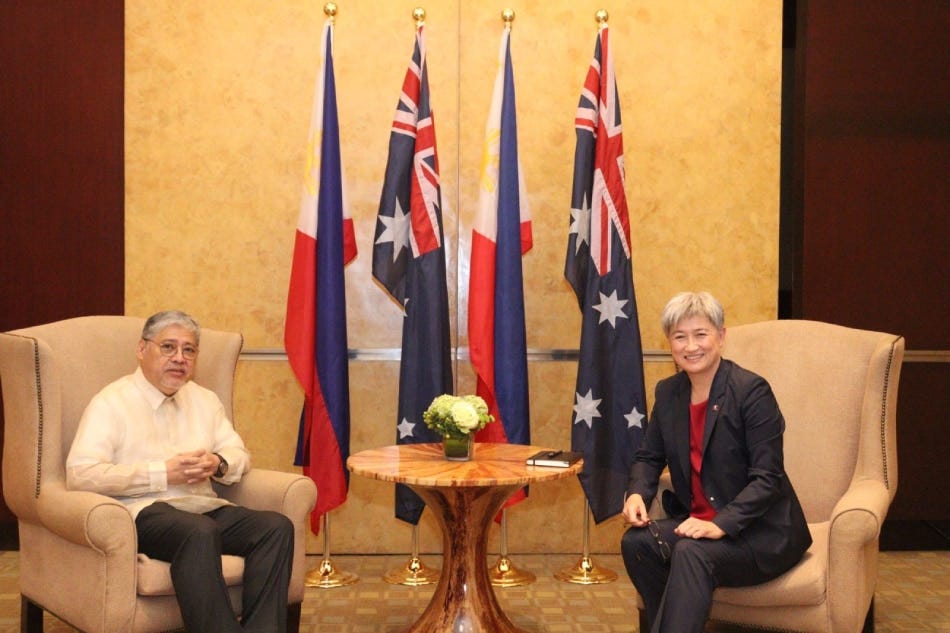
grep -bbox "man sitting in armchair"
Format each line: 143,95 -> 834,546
66,310 -> 294,633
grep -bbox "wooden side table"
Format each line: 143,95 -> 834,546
347,442 -> 582,633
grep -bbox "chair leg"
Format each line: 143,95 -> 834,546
638,607 -> 650,632
862,597 -> 875,633
287,602 -> 302,633
21,596 -> 43,633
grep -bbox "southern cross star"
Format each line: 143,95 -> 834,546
625,406 -> 645,429
573,388 -> 602,428
396,417 -> 416,439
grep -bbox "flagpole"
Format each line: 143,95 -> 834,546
488,507 -> 536,587
384,524 -> 441,586
306,512 -> 359,588
554,500 -> 617,584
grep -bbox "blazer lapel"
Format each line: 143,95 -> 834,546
671,375 -> 692,485
703,360 -> 731,453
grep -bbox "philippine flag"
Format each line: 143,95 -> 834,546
469,26 -> 532,478
284,19 -> 357,534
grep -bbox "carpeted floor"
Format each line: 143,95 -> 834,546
0,551 -> 947,632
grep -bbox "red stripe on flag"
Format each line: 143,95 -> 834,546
304,388 -> 347,532
285,230 -> 316,397
468,229 -> 497,405
401,75 -> 421,111
520,219 -> 533,254
342,218 -> 357,265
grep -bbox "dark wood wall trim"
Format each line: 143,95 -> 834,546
0,1 -> 125,543
788,1 -> 950,549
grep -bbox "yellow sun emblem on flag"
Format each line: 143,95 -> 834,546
303,129 -> 322,197
479,127 -> 501,194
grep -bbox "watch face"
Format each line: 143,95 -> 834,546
215,454 -> 228,477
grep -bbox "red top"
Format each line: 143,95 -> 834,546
689,400 -> 717,520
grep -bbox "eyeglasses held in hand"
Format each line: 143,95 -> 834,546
647,520 -> 672,563
145,339 -> 199,360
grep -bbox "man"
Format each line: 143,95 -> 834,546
67,310 -> 293,633
621,292 -> 811,633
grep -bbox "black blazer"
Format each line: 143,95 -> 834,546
628,359 -> 812,576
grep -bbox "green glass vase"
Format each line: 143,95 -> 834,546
442,435 -> 474,461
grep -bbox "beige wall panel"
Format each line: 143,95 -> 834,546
126,0 -> 461,347
453,1 -> 782,352
127,0 -> 781,555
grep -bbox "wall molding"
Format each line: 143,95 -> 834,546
239,348 -> 948,363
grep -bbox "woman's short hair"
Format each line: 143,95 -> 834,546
142,310 -> 201,344
660,292 -> 724,337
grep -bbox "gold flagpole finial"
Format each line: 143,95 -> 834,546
413,7 -> 426,28
595,9 -> 609,28
502,8 -> 515,28
324,2 -> 337,21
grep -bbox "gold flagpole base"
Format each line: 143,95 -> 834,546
489,554 -> 536,587
305,557 -> 359,588
554,555 -> 618,585
383,555 -> 441,586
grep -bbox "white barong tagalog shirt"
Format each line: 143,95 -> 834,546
66,367 -> 250,518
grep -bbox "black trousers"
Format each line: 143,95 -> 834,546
136,502 -> 294,633
620,518 -> 775,633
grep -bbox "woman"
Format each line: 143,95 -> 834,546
621,292 -> 811,633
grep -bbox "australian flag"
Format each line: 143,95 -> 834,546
564,26 -> 648,524
372,24 -> 453,525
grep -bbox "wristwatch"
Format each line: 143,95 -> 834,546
213,453 -> 229,478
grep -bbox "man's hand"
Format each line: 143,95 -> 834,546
673,517 -> 726,540
622,493 -> 650,527
165,449 -> 218,485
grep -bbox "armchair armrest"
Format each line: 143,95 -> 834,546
216,469 -> 317,519
36,483 -> 136,552
825,478 -> 891,632
217,469 -> 317,605
646,469 -> 673,520
829,478 -> 890,546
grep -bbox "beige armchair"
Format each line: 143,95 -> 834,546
0,316 -> 317,633
637,320 -> 904,633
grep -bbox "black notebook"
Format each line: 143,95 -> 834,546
525,450 -> 583,468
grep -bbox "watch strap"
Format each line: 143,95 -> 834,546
213,452 -> 228,477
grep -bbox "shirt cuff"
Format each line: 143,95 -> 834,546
148,461 -> 167,491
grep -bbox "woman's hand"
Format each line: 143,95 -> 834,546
622,493 -> 650,527
674,517 -> 725,540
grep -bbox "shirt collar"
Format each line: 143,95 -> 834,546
132,367 -> 178,411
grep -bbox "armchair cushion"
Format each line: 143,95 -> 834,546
714,523 -> 827,608
137,554 -> 245,597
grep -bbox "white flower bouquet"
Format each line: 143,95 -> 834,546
423,394 -> 494,440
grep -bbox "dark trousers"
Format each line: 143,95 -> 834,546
621,519 -> 775,633
136,502 -> 294,633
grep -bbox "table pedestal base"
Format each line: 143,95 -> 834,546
406,483 -> 529,633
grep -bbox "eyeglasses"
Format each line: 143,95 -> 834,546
144,339 -> 199,360
647,520 -> 672,563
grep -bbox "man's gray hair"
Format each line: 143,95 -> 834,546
660,292 -> 725,338
142,310 -> 201,344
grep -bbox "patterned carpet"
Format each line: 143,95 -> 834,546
0,551 -> 946,632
